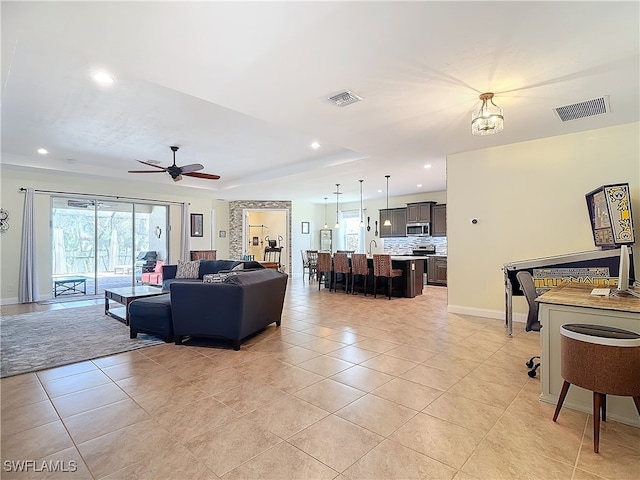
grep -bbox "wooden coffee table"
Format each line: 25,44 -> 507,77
105,285 -> 166,325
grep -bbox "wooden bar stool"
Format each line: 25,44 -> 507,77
332,252 -> 351,293
552,324 -> 640,453
316,252 -> 333,291
373,254 -> 402,299
351,253 -> 371,296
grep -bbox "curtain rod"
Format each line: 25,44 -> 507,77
19,188 -> 187,206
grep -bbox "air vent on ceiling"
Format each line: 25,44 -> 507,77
554,96 -> 610,122
328,90 -> 363,107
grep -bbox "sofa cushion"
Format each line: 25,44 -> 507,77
224,268 -> 284,286
175,259 -> 201,279
199,259 -> 241,277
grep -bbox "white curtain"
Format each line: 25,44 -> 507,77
18,188 -> 39,303
180,202 -> 189,261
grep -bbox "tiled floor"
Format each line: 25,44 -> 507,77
1,280 -> 639,479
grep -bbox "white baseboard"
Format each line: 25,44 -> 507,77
447,304 -> 527,324
1,296 -> 20,306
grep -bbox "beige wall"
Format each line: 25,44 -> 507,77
0,166 -> 230,304
447,122 -> 640,320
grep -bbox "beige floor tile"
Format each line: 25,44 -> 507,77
331,365 -> 394,392
384,344 -> 438,363
279,331 -> 318,345
360,353 -> 418,376
0,421 -> 73,463
189,367 -> 251,396
327,345 -> 380,364
184,416 -> 281,477
461,435 -> 575,480
40,369 -> 112,398
50,383 -> 129,418
101,445 -> 216,480
446,376 -> 522,409
1,379 -> 49,412
243,394 -> 328,439
23,447 -> 92,480
153,396 -> 240,443
570,468 -> 610,480
1,400 -> 59,437
336,393 -> 417,437
423,353 -> 479,376
139,345 -> 207,369
372,377 -> 444,411
232,356 -> 290,380
36,361 -> 98,382
92,350 -> 148,369
76,419 -> 178,479
100,357 -> 169,382
222,441 -> 337,479
422,392 -> 505,439
274,345 -> 322,365
293,378 -> 365,413
352,337 -> 399,354
260,365 -> 324,394
324,330 -> 367,345
62,398 -> 151,444
131,379 -> 210,415
391,412 -> 480,469
400,364 -> 461,391
298,355 -> 354,377
299,337 -> 348,354
213,380 -> 289,415
288,415 -> 383,473
116,370 -> 195,398
344,438 -> 457,480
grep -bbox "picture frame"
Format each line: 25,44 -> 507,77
190,213 -> 204,237
301,221 -> 310,234
219,230 -> 226,238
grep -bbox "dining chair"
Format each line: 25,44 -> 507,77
306,250 -> 318,281
373,254 -> 402,299
350,253 -> 371,296
332,252 -> 351,293
316,252 -> 333,290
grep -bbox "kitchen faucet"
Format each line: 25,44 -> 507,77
368,239 -> 378,255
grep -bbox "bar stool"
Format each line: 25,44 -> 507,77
553,323 -> 640,453
332,252 -> 351,293
316,252 -> 333,291
351,253 -> 371,296
373,254 -> 402,299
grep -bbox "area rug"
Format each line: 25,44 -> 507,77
0,306 -> 164,378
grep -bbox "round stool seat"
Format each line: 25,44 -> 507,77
553,323 -> 640,454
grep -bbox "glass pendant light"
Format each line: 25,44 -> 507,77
334,184 -> 340,229
323,197 -> 328,229
359,179 -> 365,227
471,92 -> 504,136
383,175 -> 391,226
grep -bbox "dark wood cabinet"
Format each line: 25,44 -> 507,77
406,202 -> 434,223
427,256 -> 447,285
379,208 -> 407,238
431,204 -> 446,237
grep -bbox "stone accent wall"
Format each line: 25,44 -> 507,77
229,200 -> 292,273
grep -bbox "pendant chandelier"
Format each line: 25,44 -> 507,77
471,92 -> 504,136
334,184 -> 340,229
323,197 -> 328,229
383,175 -> 391,227
359,179 -> 365,227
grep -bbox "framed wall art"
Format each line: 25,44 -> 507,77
190,213 -> 204,237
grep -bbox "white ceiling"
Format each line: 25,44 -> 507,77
2,1 -> 638,204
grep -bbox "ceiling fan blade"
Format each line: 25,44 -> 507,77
128,170 -> 167,173
184,171 -> 221,180
136,160 -> 166,170
178,163 -> 204,173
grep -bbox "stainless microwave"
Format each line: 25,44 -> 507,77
406,223 -> 430,236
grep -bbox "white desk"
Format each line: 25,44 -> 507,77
537,283 -> 640,427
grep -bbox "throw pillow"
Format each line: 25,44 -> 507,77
231,263 -> 244,271
175,260 -> 200,279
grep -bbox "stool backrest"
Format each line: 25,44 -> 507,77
333,253 -> 350,274
373,254 -> 392,277
317,252 -> 332,272
351,254 -> 369,275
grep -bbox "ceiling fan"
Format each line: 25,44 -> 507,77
128,146 -> 220,182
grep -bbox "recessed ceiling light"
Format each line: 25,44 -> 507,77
92,71 -> 115,84
417,184 -> 422,187
424,164 -> 432,169
377,189 -> 383,193
311,142 -> 321,149
37,148 -> 48,155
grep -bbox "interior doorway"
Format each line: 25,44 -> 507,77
242,209 -> 289,275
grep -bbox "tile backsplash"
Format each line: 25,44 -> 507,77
383,236 -> 447,255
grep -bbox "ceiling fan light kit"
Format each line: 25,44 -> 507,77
128,146 -> 220,182
471,92 -> 504,136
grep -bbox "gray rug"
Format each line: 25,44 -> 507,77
1,306 -> 164,378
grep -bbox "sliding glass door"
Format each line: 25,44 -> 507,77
51,197 -> 168,298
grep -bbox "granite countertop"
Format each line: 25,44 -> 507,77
536,282 -> 640,314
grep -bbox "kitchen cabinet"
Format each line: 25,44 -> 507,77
406,202 -> 434,223
427,256 -> 447,286
432,204 -> 446,237
379,208 -> 407,238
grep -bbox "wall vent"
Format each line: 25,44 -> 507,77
328,90 -> 363,107
554,96 -> 610,122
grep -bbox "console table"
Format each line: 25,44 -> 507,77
537,282 -> 640,427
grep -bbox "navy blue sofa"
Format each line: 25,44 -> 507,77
162,259 -> 264,290
170,268 -> 288,350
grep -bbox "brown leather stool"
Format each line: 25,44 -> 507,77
552,324 -> 640,453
